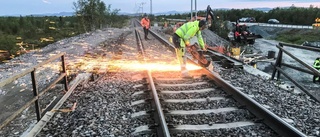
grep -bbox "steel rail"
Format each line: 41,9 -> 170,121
134,25 -> 170,137
201,68 -> 306,137
146,69 -> 171,137
147,25 -> 306,137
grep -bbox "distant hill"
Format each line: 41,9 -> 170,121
31,12 -> 75,17
253,7 -> 272,12
154,10 -> 187,15
0,7 -> 274,17
1,12 -> 75,17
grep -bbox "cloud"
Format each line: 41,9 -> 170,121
42,0 -> 51,4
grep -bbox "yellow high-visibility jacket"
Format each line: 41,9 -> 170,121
174,20 -> 205,49
314,58 -> 320,69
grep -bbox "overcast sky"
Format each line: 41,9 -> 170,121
1,0 -> 320,16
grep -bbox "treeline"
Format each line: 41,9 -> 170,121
158,5 -> 320,25
0,0 -> 129,59
155,6 -> 320,42
208,6 -> 320,25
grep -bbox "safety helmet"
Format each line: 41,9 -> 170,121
198,20 -> 207,28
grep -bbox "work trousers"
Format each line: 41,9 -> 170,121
143,27 -> 149,39
313,68 -> 320,83
172,33 -> 188,75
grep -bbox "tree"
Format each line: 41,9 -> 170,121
73,0 -> 121,31
0,35 -> 18,55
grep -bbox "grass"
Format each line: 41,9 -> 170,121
275,29 -> 320,45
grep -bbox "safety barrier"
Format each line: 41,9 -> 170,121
257,23 -> 313,29
0,53 -> 68,129
271,43 -> 320,102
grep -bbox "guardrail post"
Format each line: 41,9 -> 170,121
31,69 -> 41,121
271,43 -> 283,80
61,55 -> 69,91
276,45 -> 283,80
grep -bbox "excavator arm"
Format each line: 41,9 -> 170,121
205,5 -> 215,28
206,5 -> 214,22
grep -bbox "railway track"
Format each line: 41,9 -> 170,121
0,19 -> 314,136
129,20 -> 305,136
131,72 -> 276,136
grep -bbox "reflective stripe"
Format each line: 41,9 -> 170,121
314,60 -> 320,68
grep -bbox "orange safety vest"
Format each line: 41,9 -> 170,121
141,18 -> 150,29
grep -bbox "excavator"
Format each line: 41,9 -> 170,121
204,5 -> 262,46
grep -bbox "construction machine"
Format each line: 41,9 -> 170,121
227,21 -> 262,45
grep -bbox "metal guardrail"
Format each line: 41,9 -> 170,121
234,22 -> 314,29
0,53 -> 69,129
257,23 -> 313,29
166,18 -> 187,22
271,42 -> 320,102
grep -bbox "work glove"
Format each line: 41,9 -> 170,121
185,41 -> 190,47
203,44 -> 208,51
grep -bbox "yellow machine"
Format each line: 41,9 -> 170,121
312,18 -> 320,29
231,47 -> 241,56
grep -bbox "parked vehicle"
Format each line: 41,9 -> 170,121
239,17 -> 256,22
302,41 -> 320,48
268,19 -> 280,24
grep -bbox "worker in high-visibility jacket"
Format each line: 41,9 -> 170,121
140,14 -> 151,40
172,19 -> 207,78
313,57 -> 320,83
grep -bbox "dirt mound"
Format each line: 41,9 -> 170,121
202,29 -> 230,47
